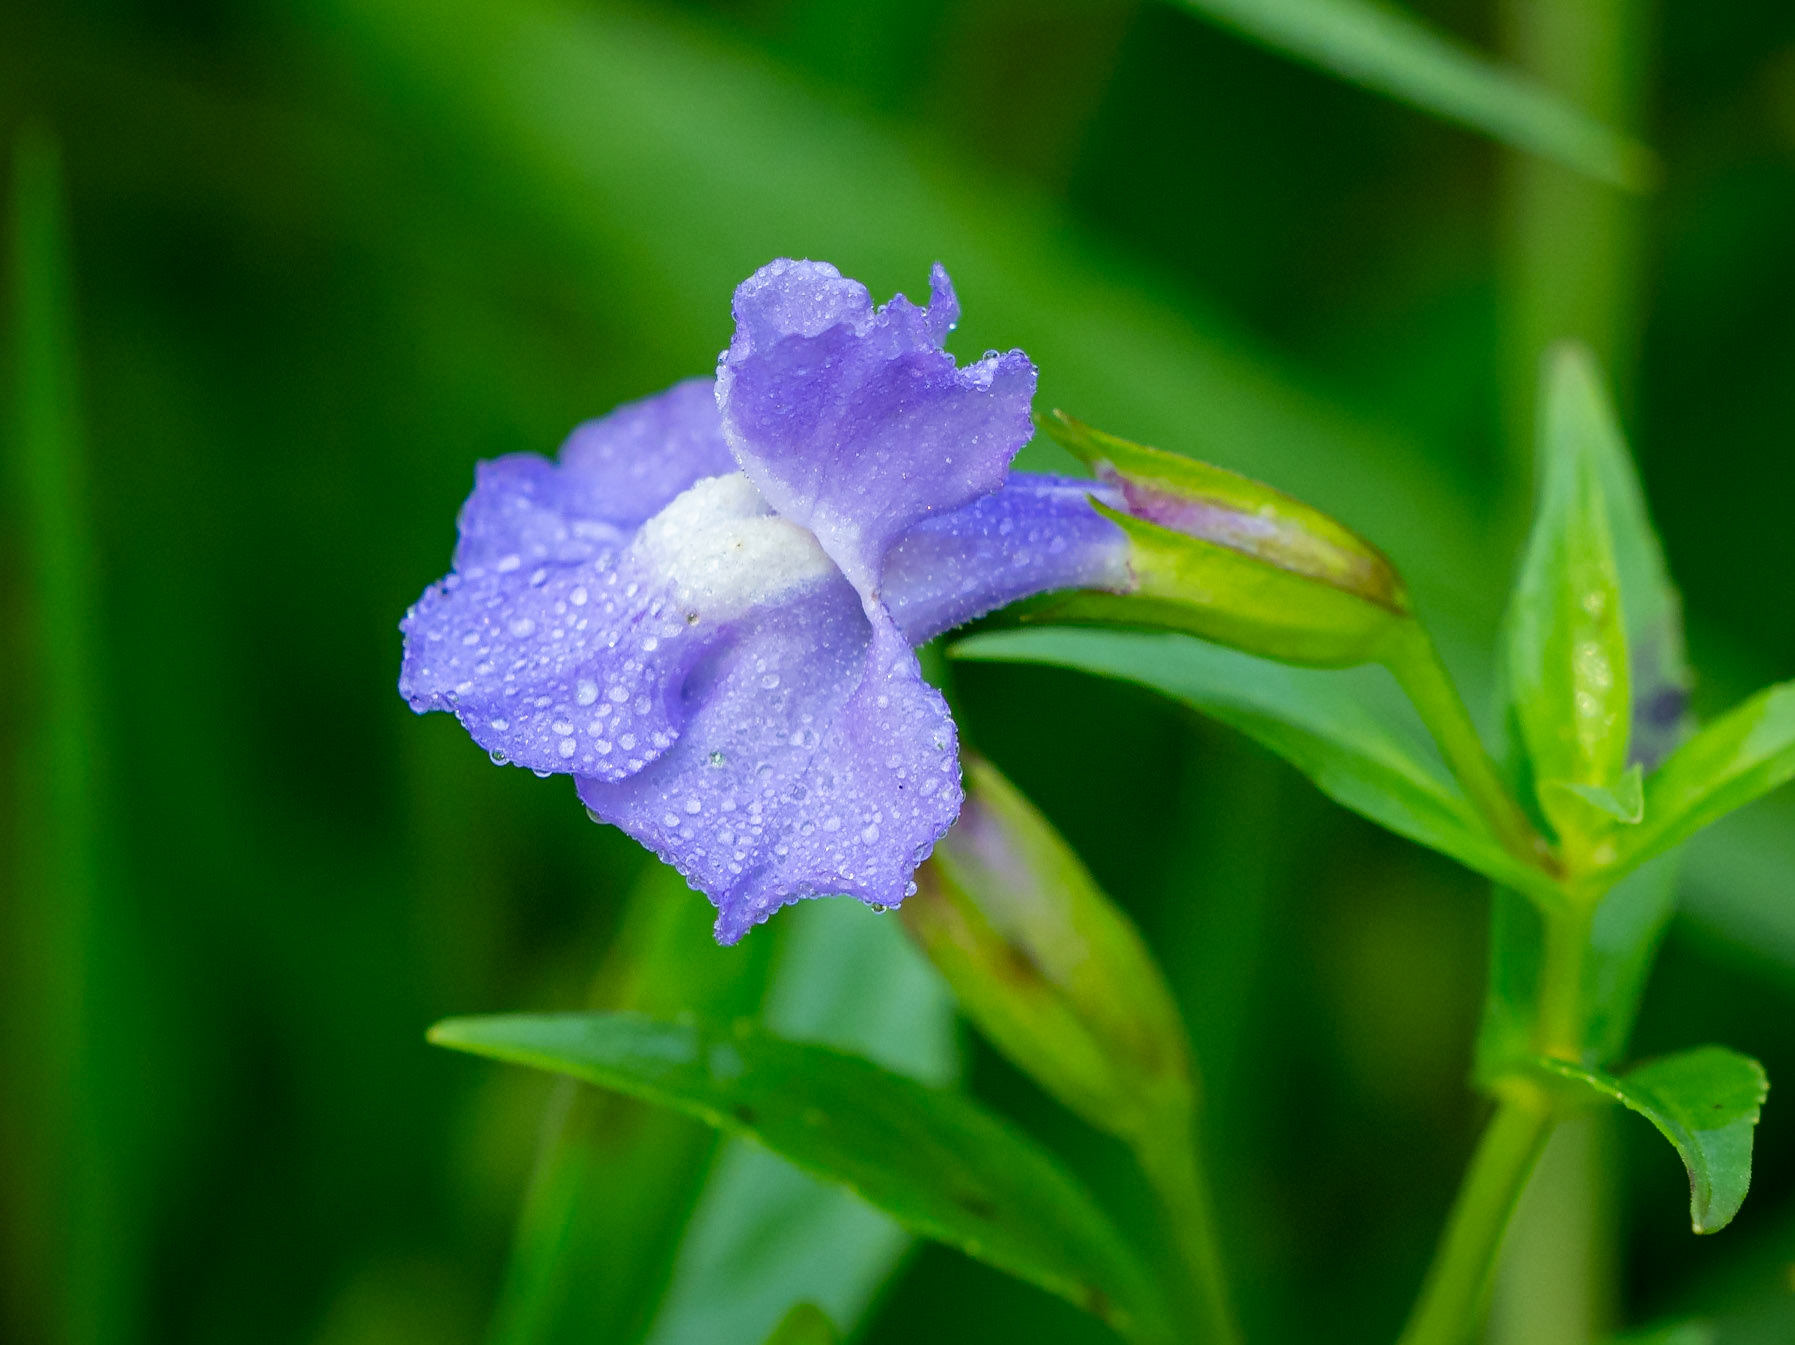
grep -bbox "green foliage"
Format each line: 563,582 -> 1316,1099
1534,1048 -> 1769,1233
1504,347 -> 1634,853
1164,0 -> 1656,187
1612,682 -> 1795,881
430,1012 -> 1172,1343
641,899 -> 957,1345
954,628 -> 1556,901
484,864 -> 772,1345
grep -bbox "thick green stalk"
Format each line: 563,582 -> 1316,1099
1534,904 -> 1594,1061
1394,1091 -> 1554,1345
1135,1126 -> 1242,1345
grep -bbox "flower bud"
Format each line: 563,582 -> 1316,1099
902,755 -> 1195,1147
1035,411 -> 1413,667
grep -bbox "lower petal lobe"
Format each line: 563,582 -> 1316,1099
577,581 -> 962,943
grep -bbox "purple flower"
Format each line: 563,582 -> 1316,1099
400,261 -> 1127,942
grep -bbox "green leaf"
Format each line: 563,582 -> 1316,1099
1505,347 -> 1633,848
954,628 -> 1557,903
1549,345 -> 1691,772
1477,349 -> 1688,1081
644,899 -> 958,1345
431,1012 -> 1171,1344
1608,682 -> 1795,883
1164,0 -> 1656,189
760,1304 -> 836,1345
1534,1047 -> 1768,1233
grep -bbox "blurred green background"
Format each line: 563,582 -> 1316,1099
3,0 -> 1794,1342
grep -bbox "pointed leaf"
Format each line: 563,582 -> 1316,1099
1534,1047 -> 1768,1233
431,1012 -> 1171,1343
1549,346 -> 1691,772
1506,348 -> 1633,846
1164,0 -> 1656,189
954,628 -> 1557,903
1608,682 -> 1795,883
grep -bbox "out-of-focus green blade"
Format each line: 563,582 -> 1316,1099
315,0 -> 1489,628
6,124 -> 124,1345
954,628 -> 1556,904
1535,1047 -> 1768,1234
1164,0 -> 1656,189
431,1010 -> 1172,1344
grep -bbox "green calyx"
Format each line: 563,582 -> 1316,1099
1037,410 -> 1414,668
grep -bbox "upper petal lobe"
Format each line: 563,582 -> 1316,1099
717,260 -> 1035,601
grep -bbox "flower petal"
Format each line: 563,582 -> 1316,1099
576,582 -> 962,944
883,473 -> 1131,644
717,260 -> 1035,600
453,378 -> 733,571
399,550 -> 708,779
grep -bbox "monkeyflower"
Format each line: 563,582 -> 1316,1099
399,260 -> 1128,941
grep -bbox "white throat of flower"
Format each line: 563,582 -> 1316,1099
631,471 -> 836,621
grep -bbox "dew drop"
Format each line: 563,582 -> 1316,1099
488,747 -> 509,765
575,679 -> 598,706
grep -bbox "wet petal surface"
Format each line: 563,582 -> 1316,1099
578,582 -> 961,943
717,260 -> 1035,600
884,474 -> 1130,644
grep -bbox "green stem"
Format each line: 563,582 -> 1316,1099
1386,628 -> 1552,876
1136,1127 -> 1242,1345
1535,904 -> 1593,1061
1395,1092 -> 1555,1345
